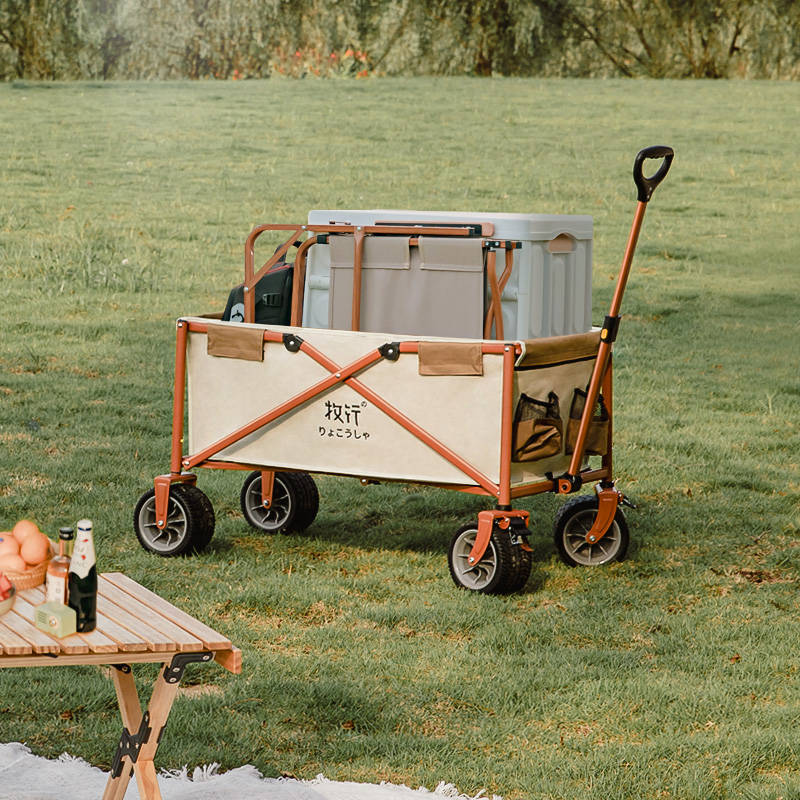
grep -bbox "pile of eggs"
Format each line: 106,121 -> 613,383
0,520 -> 52,573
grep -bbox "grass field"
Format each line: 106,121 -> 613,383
1,77 -> 799,799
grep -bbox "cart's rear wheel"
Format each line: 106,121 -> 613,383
554,494 -> 629,567
449,522 -> 527,594
240,471 -> 319,534
133,484 -> 215,557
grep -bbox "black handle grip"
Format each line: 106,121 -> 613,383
633,145 -> 674,203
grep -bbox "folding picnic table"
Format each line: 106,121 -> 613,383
0,572 -> 241,800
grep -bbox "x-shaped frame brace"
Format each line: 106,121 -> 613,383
176,328 -> 504,498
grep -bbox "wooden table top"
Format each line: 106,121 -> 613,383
0,572 -> 241,672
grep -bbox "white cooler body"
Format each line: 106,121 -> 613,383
303,209 -> 593,340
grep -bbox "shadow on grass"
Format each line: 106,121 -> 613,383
185,471 -> 648,597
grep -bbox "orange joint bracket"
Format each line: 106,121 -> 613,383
583,485 -> 622,544
468,509 -> 531,565
260,470 -> 275,509
154,473 -> 196,530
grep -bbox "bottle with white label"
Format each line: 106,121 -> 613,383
68,519 -> 97,632
45,527 -> 73,605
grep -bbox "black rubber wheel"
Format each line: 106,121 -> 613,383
133,483 -> 215,557
449,522 -> 523,594
190,485 -> 217,550
553,494 -> 629,567
240,471 -> 319,534
504,525 -> 534,593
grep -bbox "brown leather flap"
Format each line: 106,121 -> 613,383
517,330 -> 600,368
418,342 -> 483,376
418,236 -> 484,272
207,325 -> 264,362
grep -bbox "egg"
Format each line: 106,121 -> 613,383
0,553 -> 27,573
12,519 -> 40,544
0,536 -> 20,556
20,531 -> 51,566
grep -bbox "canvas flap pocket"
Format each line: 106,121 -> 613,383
565,388 -> 609,456
207,324 -> 264,362
329,234 -> 410,270
417,236 -> 484,272
512,391 -> 563,462
418,342 -> 483,376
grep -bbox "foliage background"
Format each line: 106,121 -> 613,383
2,0 -> 800,82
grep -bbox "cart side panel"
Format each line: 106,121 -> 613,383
186,324 -> 506,486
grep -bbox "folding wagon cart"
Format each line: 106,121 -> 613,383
133,147 -> 674,594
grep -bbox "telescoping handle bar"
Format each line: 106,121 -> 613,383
559,146 -> 674,493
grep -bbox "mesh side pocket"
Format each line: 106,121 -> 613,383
512,391 -> 562,462
565,388 -> 609,456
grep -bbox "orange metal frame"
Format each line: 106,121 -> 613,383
152,145 -> 674,565
152,220 -> 615,535
242,221 -> 496,330
153,332 -> 613,530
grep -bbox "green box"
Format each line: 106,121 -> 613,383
34,602 -> 77,638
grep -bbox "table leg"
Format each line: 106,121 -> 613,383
102,653 -> 214,800
102,665 -> 141,800
129,672 -> 178,800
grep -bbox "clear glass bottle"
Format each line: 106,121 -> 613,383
68,519 -> 97,632
45,527 -> 73,605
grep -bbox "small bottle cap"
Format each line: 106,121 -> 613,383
59,527 -> 74,540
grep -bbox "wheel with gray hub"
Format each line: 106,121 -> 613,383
449,521 -> 529,594
133,483 -> 215,556
553,494 -> 629,567
240,470 -> 319,534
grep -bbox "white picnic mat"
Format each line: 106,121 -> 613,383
0,743 -> 501,800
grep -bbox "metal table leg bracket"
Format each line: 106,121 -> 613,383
110,711 -> 152,779
162,651 -> 214,684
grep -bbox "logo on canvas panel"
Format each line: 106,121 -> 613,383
318,400 -> 371,442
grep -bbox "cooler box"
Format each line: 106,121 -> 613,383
303,209 -> 593,340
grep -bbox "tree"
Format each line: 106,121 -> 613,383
0,0 -> 88,79
1,0 -> 799,80
561,0 -> 800,79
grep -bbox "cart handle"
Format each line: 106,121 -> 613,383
633,146 -> 674,203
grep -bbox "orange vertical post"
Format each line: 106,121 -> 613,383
498,345 -> 516,507
170,320 -> 189,475
351,228 -> 366,331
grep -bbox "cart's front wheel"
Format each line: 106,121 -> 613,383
240,471 -> 319,534
133,484 -> 215,557
449,522 -> 530,594
505,526 -> 534,593
554,494 -> 629,567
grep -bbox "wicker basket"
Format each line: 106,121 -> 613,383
4,541 -> 55,590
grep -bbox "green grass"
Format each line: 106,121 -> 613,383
1,77 -> 799,799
